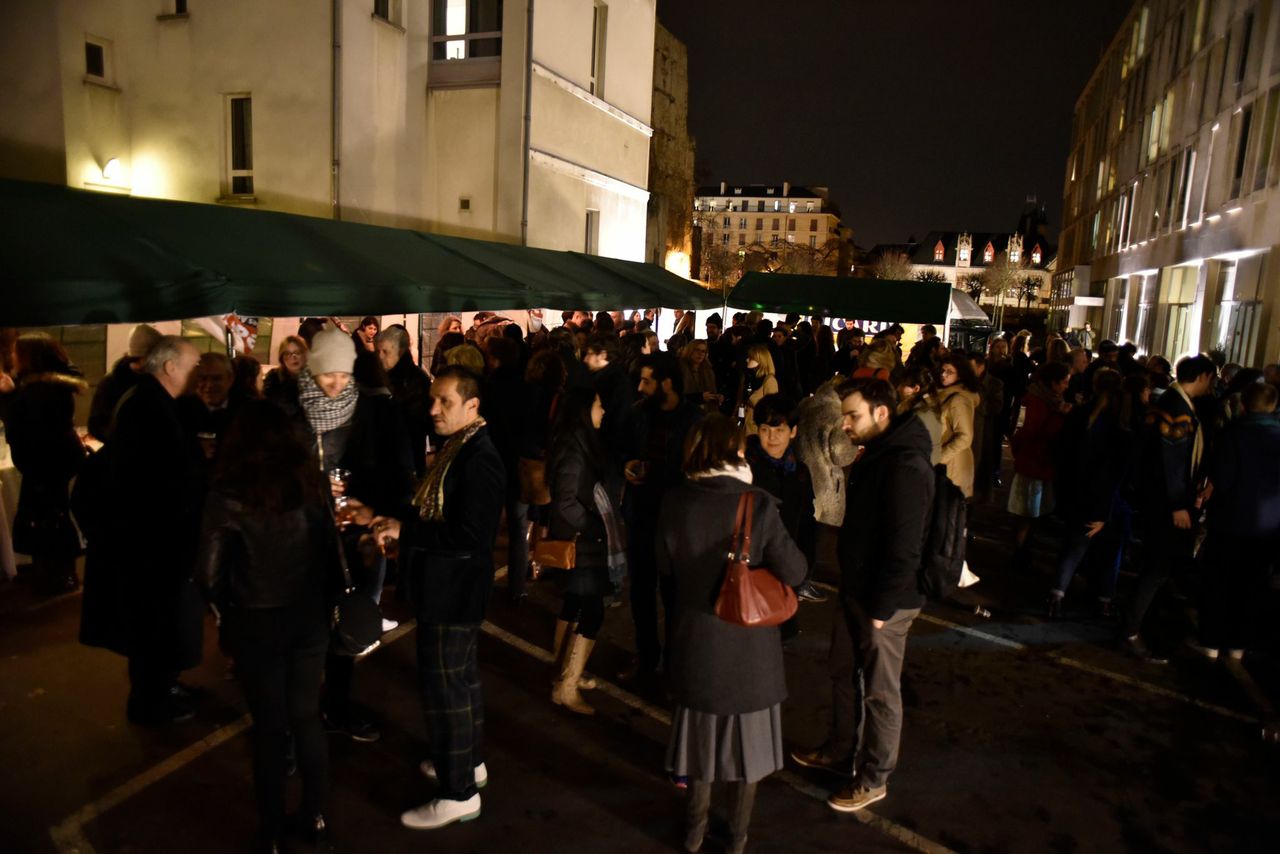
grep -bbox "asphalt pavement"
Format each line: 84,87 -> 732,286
2,461 -> 1278,853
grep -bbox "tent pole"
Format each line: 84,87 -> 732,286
520,0 -> 534,247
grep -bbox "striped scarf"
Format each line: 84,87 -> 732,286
413,417 -> 487,521
298,367 -> 358,434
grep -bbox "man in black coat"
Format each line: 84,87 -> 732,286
88,323 -> 161,441
481,336 -> 530,603
372,366 -> 505,831
1120,353 -> 1217,661
619,354 -> 702,680
584,332 -> 634,455
106,335 -> 206,726
794,379 -> 933,814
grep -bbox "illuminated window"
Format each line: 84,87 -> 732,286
1032,247 -> 1042,265
432,0 -> 502,60
983,243 -> 994,263
933,241 -> 944,262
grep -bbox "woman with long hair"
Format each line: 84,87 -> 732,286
659,414 -> 805,853
935,354 -> 981,497
1008,361 -> 1073,568
742,344 -> 778,433
263,336 -> 308,416
0,333 -> 87,594
1049,368 -> 1140,616
892,365 -> 942,464
195,400 -> 335,851
429,328 -> 465,378
546,387 -> 625,715
679,340 -> 721,411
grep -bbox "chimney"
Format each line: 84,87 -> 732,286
719,181 -> 726,194
783,181 -> 791,197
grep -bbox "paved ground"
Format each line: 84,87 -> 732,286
2,457 -> 1279,854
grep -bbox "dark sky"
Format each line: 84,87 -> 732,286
656,0 -> 1132,248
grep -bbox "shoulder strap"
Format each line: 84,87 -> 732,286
730,491 -> 749,560
741,491 -> 755,561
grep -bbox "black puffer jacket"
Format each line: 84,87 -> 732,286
195,487 -> 337,610
838,412 -> 934,620
547,429 -> 622,597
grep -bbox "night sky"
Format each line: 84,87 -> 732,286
656,0 -> 1133,249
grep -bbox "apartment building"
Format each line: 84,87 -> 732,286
1055,0 -> 1280,364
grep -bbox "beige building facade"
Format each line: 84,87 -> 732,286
1057,0 -> 1280,365
694,182 -> 840,252
0,0 -> 657,260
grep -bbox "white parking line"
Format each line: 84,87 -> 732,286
811,581 -> 1256,724
48,620 -> 419,854
478,621 -> 957,854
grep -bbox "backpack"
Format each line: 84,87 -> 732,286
918,464 -> 967,599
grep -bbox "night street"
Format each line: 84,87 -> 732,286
3,482 -> 1277,854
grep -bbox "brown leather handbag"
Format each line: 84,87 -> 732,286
714,492 -> 797,628
532,534 -> 577,571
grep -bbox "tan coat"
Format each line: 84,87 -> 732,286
936,384 -> 979,497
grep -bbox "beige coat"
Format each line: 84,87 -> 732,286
936,384 -> 979,497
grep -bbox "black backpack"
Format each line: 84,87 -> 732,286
918,464 -> 967,599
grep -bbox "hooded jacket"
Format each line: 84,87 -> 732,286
837,412 -> 934,620
794,379 -> 858,526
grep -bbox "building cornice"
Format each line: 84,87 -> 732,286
531,62 -> 653,138
529,148 -> 650,202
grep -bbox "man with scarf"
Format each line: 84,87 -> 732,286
371,366 -> 505,831
1120,353 -> 1216,662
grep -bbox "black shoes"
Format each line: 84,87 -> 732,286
1119,634 -> 1168,665
1046,595 -> 1063,619
322,710 -> 381,743
126,695 -> 195,727
796,581 -> 829,603
286,813 -> 332,851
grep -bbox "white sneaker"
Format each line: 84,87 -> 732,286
1227,649 -> 1245,661
420,759 -> 488,788
401,794 -> 481,830
382,618 -> 399,633
1187,641 -> 1220,660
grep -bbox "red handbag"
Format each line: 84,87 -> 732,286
714,492 -> 798,628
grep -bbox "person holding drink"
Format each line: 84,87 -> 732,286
367,366 -> 506,830
291,324 -> 414,744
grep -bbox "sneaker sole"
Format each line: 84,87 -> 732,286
401,808 -> 481,830
828,790 -> 886,813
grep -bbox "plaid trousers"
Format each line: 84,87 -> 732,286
416,623 -> 484,800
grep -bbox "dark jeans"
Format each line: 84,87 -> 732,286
505,497 -> 529,600
229,602 -> 330,831
627,514 -> 674,671
1053,507 -> 1129,600
416,623 -> 484,801
560,593 -> 606,639
126,655 -> 177,716
828,597 -> 919,789
1121,517 -> 1196,639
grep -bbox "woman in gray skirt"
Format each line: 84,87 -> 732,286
657,414 -> 807,853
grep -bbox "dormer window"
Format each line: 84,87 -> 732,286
1010,249 -> 1021,263
773,200 -> 780,211
983,243 -> 994,263
958,248 -> 970,262
1031,246 -> 1043,265
933,241 -> 944,262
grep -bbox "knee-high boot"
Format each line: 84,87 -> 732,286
727,780 -> 758,854
684,781 -> 711,852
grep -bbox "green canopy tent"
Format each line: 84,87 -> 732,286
727,271 -> 952,324
0,179 -> 717,326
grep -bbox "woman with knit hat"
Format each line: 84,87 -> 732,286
285,323 -> 415,743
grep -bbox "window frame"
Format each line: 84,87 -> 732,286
225,94 -> 255,198
83,35 -> 113,86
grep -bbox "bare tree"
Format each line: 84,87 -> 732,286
915,269 -> 948,284
1017,275 -> 1041,308
959,273 -> 987,301
872,250 -> 914,280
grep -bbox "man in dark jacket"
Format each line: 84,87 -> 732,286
107,335 -> 206,726
373,366 -> 504,831
794,379 -> 933,814
584,333 -> 634,454
178,352 -> 243,468
1196,381 -> 1280,657
619,354 -> 702,680
88,323 -> 161,441
968,352 -> 1005,503
1120,353 -> 1216,661
376,325 -> 433,477
482,336 -> 530,603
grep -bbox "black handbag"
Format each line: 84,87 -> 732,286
327,505 -> 383,657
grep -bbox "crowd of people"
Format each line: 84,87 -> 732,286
1,308 -> 1278,852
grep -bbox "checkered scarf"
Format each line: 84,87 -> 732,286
298,367 -> 359,434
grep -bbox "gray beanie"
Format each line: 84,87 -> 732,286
307,324 -> 356,375
127,324 -> 162,358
